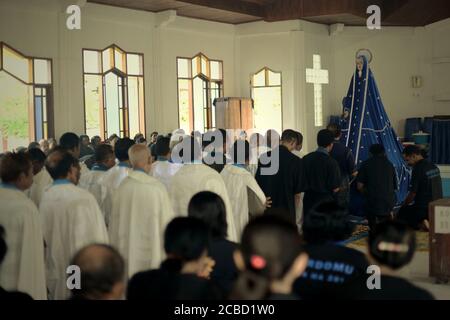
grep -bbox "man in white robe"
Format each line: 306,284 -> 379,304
40,148 -> 108,300
86,144 -> 116,212
98,138 -> 135,226
221,140 -> 269,238
170,137 -> 238,242
109,144 -> 175,278
26,148 -> 53,208
150,136 -> 182,190
0,152 -> 47,300
59,132 -> 92,190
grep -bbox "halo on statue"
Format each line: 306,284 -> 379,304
356,49 -> 373,63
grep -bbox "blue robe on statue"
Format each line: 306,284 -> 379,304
340,55 -> 410,216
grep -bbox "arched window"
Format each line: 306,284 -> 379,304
83,45 -> 145,140
250,67 -> 282,134
0,42 -> 53,152
177,53 -> 223,133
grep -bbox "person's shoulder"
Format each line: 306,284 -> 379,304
130,268 -> 163,283
0,287 -> 33,301
211,238 -> 238,252
381,276 -> 435,300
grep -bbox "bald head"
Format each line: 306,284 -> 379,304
70,244 -> 125,300
128,144 -> 152,173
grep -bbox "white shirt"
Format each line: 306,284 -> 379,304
150,160 -> 183,191
0,185 -> 47,299
109,170 -> 175,278
27,168 -> 53,208
170,163 -> 238,242
39,180 -> 109,300
221,165 -> 266,238
98,162 -> 132,226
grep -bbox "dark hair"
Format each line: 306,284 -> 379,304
95,144 -> 114,163
114,138 -> 135,162
402,145 -> 426,158
231,140 -> 250,164
70,244 -> 125,299
295,131 -> 303,146
230,215 -> 303,300
27,147 -> 47,164
368,220 -> 416,270
155,137 -> 170,157
0,225 -> 7,265
188,192 -> 228,239
151,131 -> 158,136
162,217 -> 210,273
326,123 -> 341,139
80,134 -> 89,141
91,136 -> 101,145
0,152 -> 32,183
28,142 -> 40,150
59,132 -> 80,151
369,144 -> 385,156
45,148 -> 79,180
317,129 -> 335,148
281,129 -> 298,144
302,200 -> 354,244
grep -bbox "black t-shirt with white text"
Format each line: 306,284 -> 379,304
293,243 -> 369,300
410,159 -> 443,207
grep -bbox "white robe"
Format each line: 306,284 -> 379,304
98,164 -> 131,226
220,165 -> 266,238
109,170 -> 175,278
86,169 -> 108,214
170,163 -> 238,242
0,186 -> 47,300
27,168 -> 53,208
150,160 -> 183,190
77,162 -> 93,190
39,181 -> 109,300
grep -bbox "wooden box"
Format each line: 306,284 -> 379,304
214,97 -> 254,130
429,198 -> 450,283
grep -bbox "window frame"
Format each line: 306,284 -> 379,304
0,42 -> 55,147
82,44 -> 146,140
250,66 -> 283,133
176,53 -> 224,133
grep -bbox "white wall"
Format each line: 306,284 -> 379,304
1,0 -> 449,151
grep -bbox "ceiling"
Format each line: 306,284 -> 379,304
88,0 -> 450,26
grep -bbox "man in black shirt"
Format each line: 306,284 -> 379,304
398,145 -> 443,229
255,129 -> 303,224
203,129 -> 229,173
327,123 -> 356,207
302,129 -> 341,216
294,201 -> 369,299
357,144 -> 397,231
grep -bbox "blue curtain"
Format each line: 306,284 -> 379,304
431,117 -> 450,164
404,118 -> 422,142
422,117 -> 433,134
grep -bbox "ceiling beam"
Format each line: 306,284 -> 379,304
264,0 -> 388,22
178,0 -> 265,17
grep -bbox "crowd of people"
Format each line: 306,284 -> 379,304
0,125 -> 443,300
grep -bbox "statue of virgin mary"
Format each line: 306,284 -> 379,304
341,49 -> 410,212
